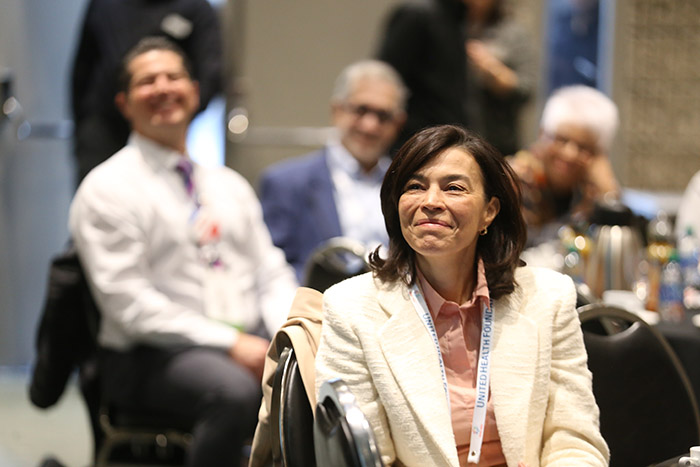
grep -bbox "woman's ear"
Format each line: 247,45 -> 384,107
482,196 -> 500,229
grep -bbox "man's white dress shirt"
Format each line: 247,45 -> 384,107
326,141 -> 390,252
69,133 -> 298,351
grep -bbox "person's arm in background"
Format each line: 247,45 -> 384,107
467,22 -> 537,100
507,149 -> 547,227
583,152 -> 620,202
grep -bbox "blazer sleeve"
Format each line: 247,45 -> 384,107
315,285 -> 398,466
539,275 -> 610,466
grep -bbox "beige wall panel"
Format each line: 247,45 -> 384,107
613,0 -> 700,192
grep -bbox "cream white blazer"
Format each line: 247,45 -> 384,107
315,266 -> 609,467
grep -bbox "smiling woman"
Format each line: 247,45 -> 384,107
397,147 -> 500,303
371,125 -> 525,300
315,124 -> 610,467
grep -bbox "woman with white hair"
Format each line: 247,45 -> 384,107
509,85 -> 620,246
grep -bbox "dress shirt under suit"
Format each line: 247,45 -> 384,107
259,144 -> 388,282
315,266 -> 609,466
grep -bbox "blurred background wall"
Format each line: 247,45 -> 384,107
0,0 -> 82,367
612,0 -> 700,191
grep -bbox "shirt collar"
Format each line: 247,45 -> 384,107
129,132 -> 190,172
326,139 -> 391,181
417,258 -> 490,319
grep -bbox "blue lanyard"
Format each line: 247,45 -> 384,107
409,283 -> 495,464
409,284 -> 451,412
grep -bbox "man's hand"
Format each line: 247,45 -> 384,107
229,333 -> 270,381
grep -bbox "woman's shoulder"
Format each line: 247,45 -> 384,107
323,272 -> 404,313
514,265 -> 574,294
324,272 -> 381,302
506,267 -> 577,321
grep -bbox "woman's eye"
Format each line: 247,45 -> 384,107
404,182 -> 422,191
446,184 -> 465,192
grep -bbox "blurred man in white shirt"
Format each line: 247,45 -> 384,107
69,37 -> 297,466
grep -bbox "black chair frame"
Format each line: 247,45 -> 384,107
314,378 -> 384,467
269,337 -> 316,467
578,304 -> 700,467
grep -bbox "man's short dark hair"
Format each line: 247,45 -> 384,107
116,36 -> 194,94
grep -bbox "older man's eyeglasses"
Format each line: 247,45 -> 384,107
343,103 -> 397,124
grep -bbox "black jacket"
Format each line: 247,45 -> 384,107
378,0 -> 469,149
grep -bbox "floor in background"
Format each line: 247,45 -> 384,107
0,367 -> 91,467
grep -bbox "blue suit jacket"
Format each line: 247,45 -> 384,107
259,149 -> 342,281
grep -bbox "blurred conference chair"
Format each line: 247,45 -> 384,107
314,378 -> 384,467
96,405 -> 192,466
303,237 -> 370,293
30,244 -> 193,466
578,304 -> 700,467
269,340 -> 316,467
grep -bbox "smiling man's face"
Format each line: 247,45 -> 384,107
116,49 -> 199,147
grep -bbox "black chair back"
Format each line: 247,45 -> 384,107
303,237 -> 370,292
30,244 -> 193,465
579,304 -> 700,467
269,345 -> 316,467
314,378 -> 384,467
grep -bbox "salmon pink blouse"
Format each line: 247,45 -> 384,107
417,259 -> 506,467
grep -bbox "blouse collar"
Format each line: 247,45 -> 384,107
417,258 -> 490,319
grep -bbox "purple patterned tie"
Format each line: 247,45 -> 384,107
175,157 -> 195,199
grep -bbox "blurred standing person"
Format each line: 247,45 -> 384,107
70,0 -> 223,184
377,0 -> 470,151
465,0 -> 536,156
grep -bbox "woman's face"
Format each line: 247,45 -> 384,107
398,147 -> 499,266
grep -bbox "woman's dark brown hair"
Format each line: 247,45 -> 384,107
369,124 -> 526,299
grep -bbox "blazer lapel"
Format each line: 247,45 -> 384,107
376,283 -> 458,466
490,289 -> 540,465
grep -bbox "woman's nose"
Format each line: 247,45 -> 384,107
421,186 -> 444,210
